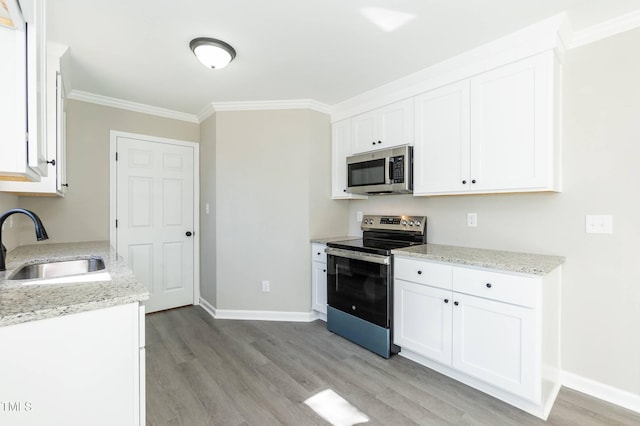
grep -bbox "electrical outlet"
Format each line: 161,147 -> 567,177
262,280 -> 270,292
467,213 -> 478,227
586,215 -> 613,234
356,211 -> 363,222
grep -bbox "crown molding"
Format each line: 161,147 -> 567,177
197,99 -> 332,122
569,9 -> 640,49
197,102 -> 217,123
210,99 -> 332,115
67,90 -> 199,123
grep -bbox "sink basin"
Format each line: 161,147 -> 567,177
8,257 -> 106,280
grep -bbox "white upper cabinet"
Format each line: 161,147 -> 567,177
331,119 -> 367,199
0,42 -> 68,195
414,51 -> 560,196
0,0 -> 47,181
351,98 -> 414,154
469,52 -> 556,192
414,80 -> 470,195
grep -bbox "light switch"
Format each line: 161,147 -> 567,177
586,215 -> 613,234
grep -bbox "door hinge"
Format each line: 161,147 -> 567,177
115,152 -> 118,161
115,219 -> 118,228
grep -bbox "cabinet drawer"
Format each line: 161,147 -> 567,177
452,267 -> 539,308
394,257 -> 452,290
311,243 -> 327,264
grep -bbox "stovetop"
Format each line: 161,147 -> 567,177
326,215 -> 427,256
326,238 -> 424,256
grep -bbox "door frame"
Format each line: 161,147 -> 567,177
109,130 -> 201,308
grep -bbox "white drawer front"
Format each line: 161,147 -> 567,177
394,257 -> 452,290
311,243 -> 327,264
452,267 -> 539,308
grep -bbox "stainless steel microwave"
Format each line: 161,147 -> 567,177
346,145 -> 413,195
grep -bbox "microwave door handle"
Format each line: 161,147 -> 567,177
387,157 -> 393,184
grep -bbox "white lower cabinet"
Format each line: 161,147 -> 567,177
0,302 -> 145,426
394,279 -> 452,365
393,257 -> 560,419
452,292 -> 536,401
311,243 -> 328,317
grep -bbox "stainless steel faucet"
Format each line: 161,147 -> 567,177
0,208 -> 49,271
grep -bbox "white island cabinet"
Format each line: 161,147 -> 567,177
0,302 -> 146,426
393,249 -> 562,420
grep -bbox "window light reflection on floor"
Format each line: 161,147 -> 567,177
304,389 -> 370,426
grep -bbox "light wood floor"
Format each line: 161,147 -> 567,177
145,306 -> 640,425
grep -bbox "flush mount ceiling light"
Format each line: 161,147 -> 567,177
189,37 -> 236,69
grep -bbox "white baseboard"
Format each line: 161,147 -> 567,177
561,370 -> 640,414
198,298 -> 217,318
198,298 -> 316,322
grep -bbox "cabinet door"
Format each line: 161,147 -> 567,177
23,0 -> 48,177
469,53 -> 554,192
351,99 -> 414,154
331,119 -> 366,199
0,3 -> 31,180
0,303 -> 140,425
394,279 -> 452,366
378,98 -> 414,149
351,110 -> 379,153
0,42 -> 68,195
414,81 -> 470,195
312,260 -> 328,314
452,293 -> 538,402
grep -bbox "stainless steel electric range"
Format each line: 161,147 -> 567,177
325,215 -> 427,358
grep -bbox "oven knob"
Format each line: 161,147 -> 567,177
401,220 -> 407,226
415,220 -> 421,226
408,220 -> 414,226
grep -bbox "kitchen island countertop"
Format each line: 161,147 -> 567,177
0,241 -> 149,327
393,244 -> 564,276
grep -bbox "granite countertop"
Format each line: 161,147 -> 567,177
392,244 -> 564,276
311,236 -> 359,244
0,241 -> 149,327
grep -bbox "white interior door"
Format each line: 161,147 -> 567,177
114,134 -> 196,313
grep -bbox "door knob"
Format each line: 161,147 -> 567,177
186,231 -> 193,237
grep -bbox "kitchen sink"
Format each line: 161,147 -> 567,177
8,257 -> 106,281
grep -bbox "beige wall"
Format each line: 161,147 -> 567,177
211,109 -> 348,312
17,100 -> 199,245
199,113 -> 217,305
346,28 -> 640,396
0,193 -> 20,251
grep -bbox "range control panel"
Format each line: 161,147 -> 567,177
361,215 -> 427,233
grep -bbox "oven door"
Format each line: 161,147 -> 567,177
326,248 -> 391,328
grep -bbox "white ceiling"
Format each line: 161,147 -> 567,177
47,0 -> 640,116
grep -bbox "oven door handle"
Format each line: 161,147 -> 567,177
325,247 -> 390,265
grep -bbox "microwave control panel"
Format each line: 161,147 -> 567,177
390,156 -> 405,183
